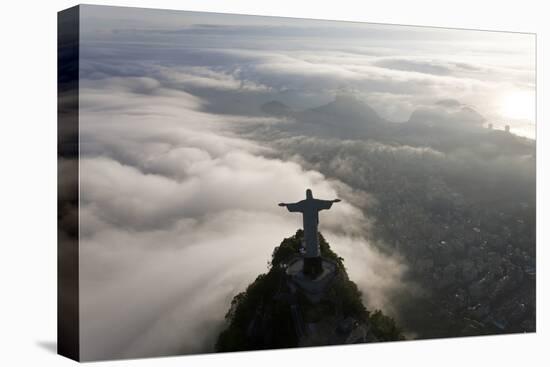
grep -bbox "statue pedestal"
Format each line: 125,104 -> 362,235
285,256 -> 338,303
303,257 -> 323,277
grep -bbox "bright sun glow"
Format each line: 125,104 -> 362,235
498,90 -> 535,121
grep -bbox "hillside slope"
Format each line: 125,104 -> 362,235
216,230 -> 403,352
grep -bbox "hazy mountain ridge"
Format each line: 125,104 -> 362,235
260,95 -> 534,156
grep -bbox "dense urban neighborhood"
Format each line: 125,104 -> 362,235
256,95 -> 536,338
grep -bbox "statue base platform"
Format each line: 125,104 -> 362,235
285,256 -> 338,303
303,257 -> 323,277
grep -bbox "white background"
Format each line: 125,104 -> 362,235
0,0 -> 547,365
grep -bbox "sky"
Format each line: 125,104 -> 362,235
76,5 -> 535,360
80,4 -> 536,137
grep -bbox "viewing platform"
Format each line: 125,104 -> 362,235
285,256 -> 338,303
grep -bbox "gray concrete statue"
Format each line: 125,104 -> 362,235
279,189 -> 340,276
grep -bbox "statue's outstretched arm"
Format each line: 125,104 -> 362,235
316,198 -> 341,210
279,201 -> 303,212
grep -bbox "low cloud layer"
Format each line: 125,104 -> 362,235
78,69 -> 406,360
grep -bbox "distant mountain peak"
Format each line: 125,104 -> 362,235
334,92 -> 363,104
309,94 -> 385,124
408,100 -> 485,128
435,99 -> 462,107
261,100 -> 292,116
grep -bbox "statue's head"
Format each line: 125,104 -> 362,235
306,189 -> 313,199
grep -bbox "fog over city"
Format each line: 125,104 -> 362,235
75,5 -> 535,360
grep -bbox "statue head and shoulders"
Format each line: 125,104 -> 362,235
278,189 -> 340,212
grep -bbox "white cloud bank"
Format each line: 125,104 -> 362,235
78,72 -> 406,360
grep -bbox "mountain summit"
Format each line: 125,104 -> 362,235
260,100 -> 293,116
309,94 -> 385,125
215,230 -> 403,351
260,94 -> 388,139
408,99 -> 486,128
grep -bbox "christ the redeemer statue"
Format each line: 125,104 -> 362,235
279,189 -> 340,276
